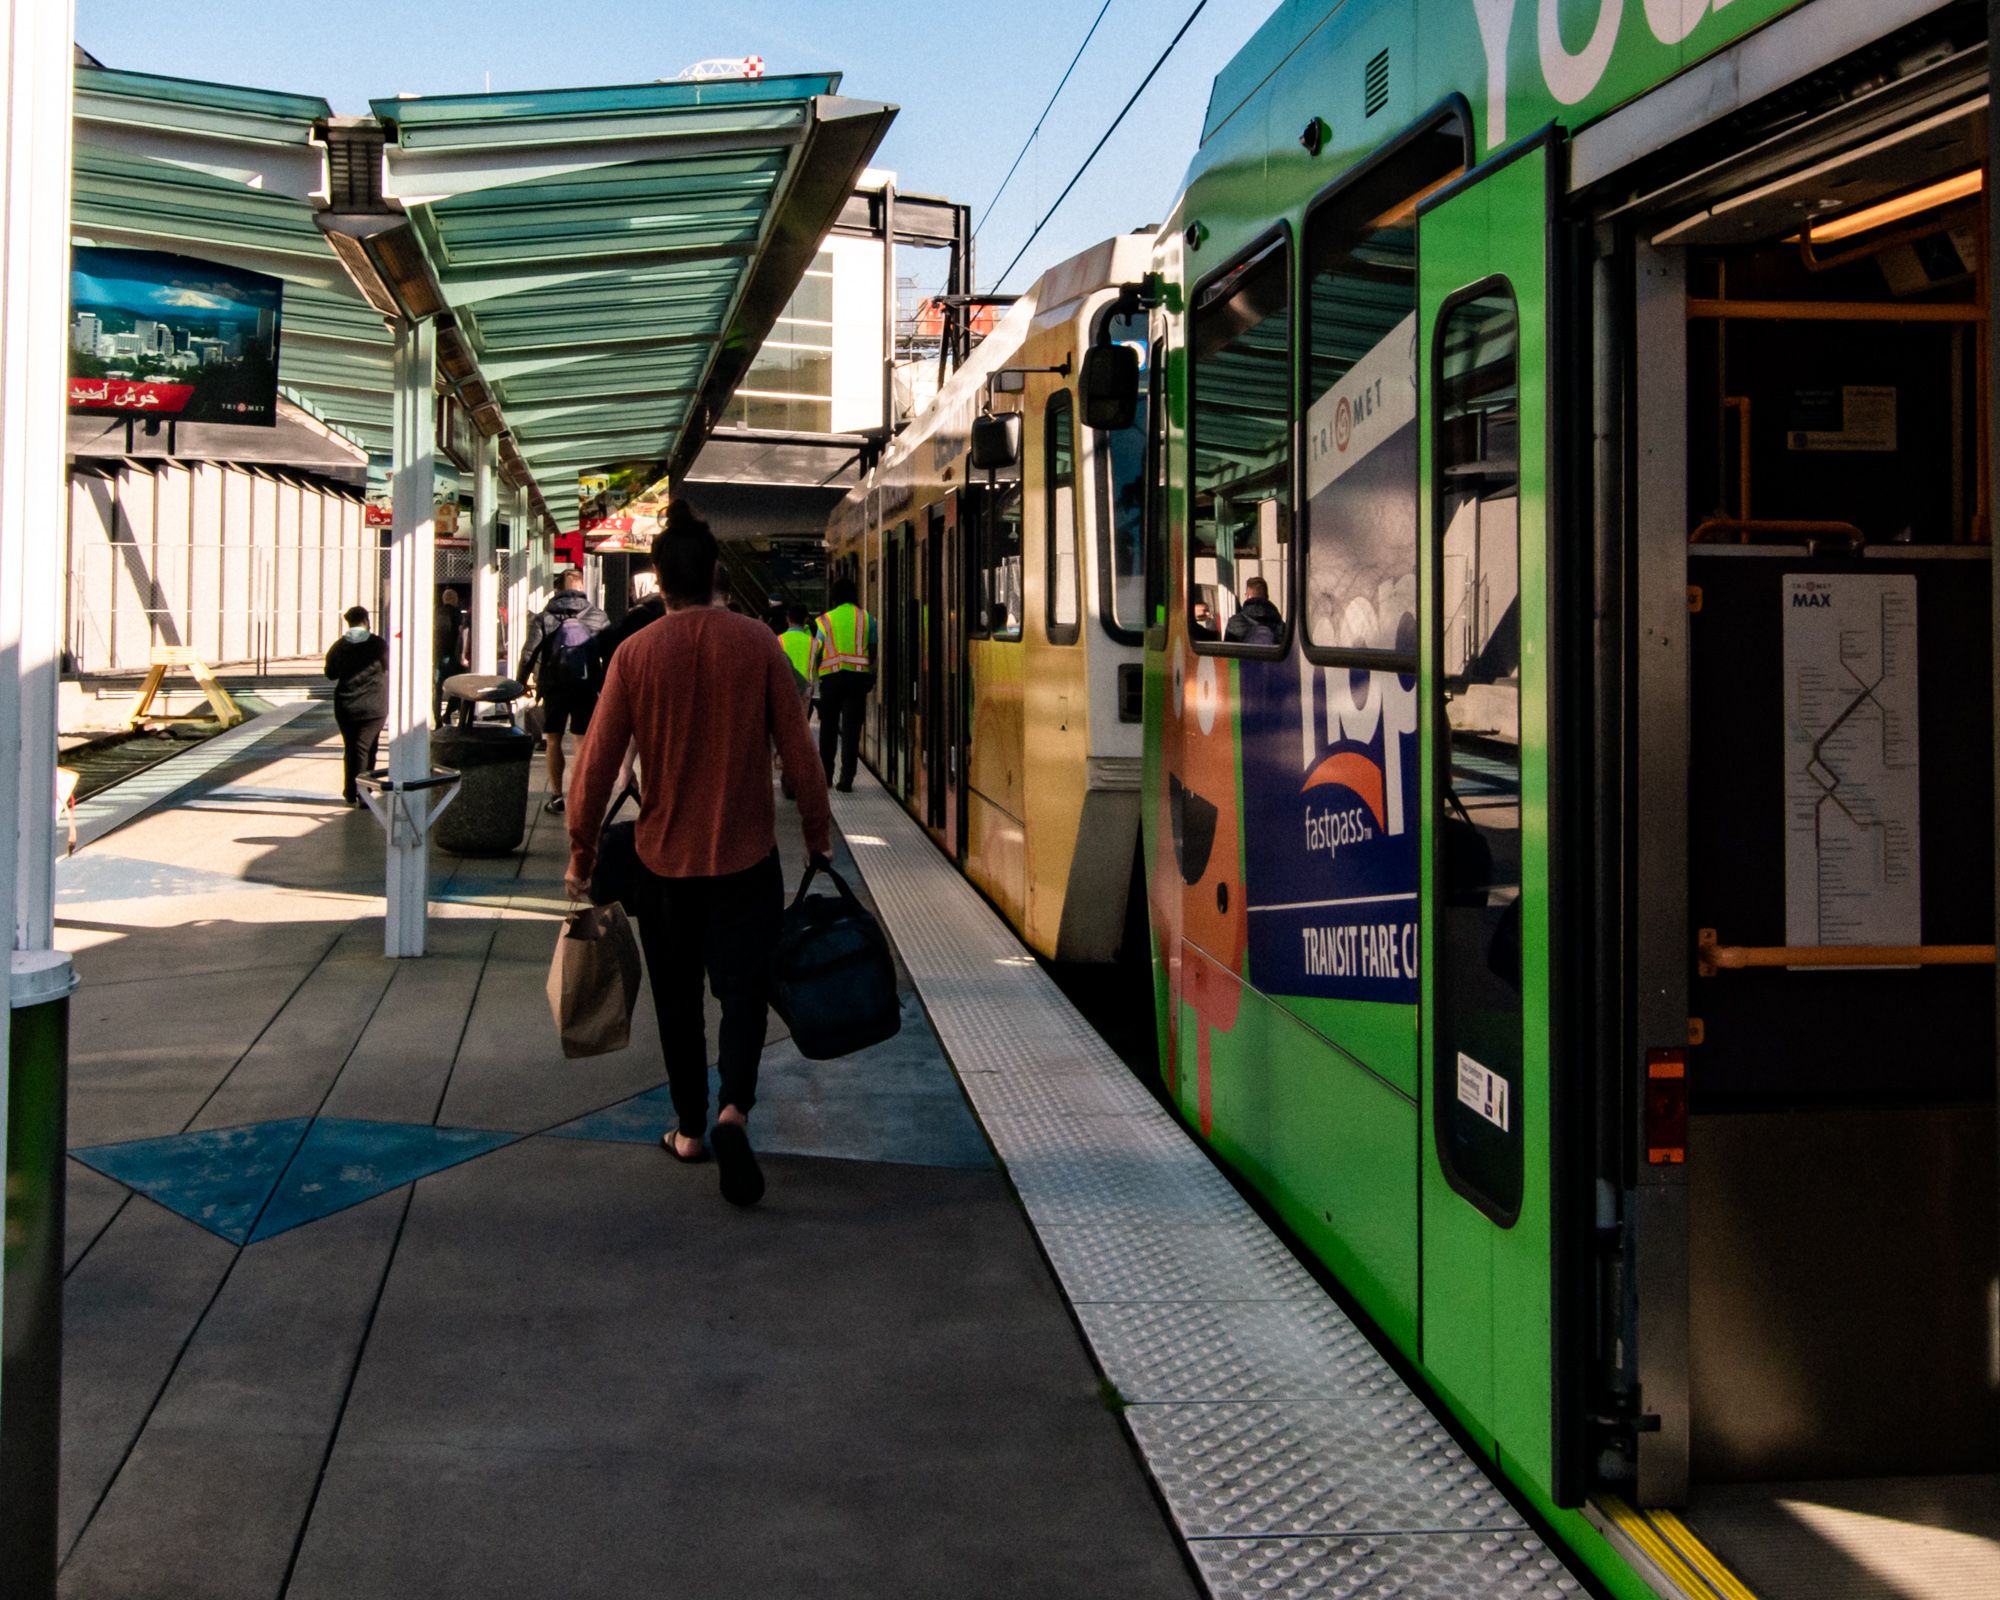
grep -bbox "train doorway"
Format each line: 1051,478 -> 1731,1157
1609,31 -> 1998,1599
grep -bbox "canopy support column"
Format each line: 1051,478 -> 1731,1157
0,4 -> 80,1594
469,429 -> 499,677
506,482 -> 530,677
384,315 -> 437,958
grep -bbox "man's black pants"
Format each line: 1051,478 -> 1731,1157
335,712 -> 383,803
635,850 -> 783,1138
816,672 -> 872,787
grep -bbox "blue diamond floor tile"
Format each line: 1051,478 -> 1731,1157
549,1060 -> 993,1171
250,1118 -> 519,1242
71,1118 -> 310,1244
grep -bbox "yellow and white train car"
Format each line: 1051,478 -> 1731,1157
825,234 -> 1152,961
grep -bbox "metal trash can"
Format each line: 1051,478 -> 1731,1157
432,722 -> 535,855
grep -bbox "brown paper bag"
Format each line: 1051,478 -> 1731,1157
547,903 -> 642,1058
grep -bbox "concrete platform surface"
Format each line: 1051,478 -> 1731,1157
53,710 -> 1197,1600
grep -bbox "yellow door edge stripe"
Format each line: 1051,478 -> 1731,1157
1650,1508 -> 1761,1600
1593,1496 -> 1731,1600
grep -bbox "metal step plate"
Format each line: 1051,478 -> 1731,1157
832,779 -> 1583,1597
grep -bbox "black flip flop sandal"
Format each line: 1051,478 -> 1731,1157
708,1120 -> 765,1207
662,1129 -> 707,1163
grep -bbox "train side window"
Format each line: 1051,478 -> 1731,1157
1142,337 -> 1167,634
1302,115 -> 1464,667
977,481 -> 1024,641
1046,392 -> 1081,644
1097,310 -> 1149,644
1432,279 -> 1524,1227
1188,233 -> 1291,654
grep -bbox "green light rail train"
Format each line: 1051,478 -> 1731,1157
833,2 -> 2000,1594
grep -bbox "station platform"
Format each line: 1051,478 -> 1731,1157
50,707 -> 1578,1599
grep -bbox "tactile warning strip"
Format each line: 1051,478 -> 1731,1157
833,779 -> 1582,1594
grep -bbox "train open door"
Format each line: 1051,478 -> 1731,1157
1602,28 -> 1997,1591
1416,131 -> 1585,1510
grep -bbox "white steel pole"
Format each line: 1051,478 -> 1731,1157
8,3 -> 73,957
505,482 -> 529,678
469,428 -> 498,677
0,5 -> 79,1590
385,316 -> 436,959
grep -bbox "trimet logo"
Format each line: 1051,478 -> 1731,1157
1334,396 -> 1353,454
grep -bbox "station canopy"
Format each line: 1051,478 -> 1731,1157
69,62 -> 895,529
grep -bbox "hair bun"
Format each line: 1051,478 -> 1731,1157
664,498 -> 707,537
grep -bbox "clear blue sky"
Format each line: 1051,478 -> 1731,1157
77,0 -> 1277,292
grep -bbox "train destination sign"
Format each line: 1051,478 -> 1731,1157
68,247 -> 283,426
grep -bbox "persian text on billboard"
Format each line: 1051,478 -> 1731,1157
69,247 -> 283,426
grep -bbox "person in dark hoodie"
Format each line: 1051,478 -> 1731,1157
324,605 -> 389,806
1224,574 -> 1283,646
517,568 -> 610,813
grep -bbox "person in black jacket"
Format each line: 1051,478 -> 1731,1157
325,606 -> 389,806
1224,575 -> 1283,646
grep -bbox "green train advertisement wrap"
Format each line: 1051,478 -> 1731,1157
1139,1 -> 1980,1595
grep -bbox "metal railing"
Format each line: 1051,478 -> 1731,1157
68,539 -> 390,677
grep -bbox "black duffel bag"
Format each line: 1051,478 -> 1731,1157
770,859 -> 901,1060
588,785 -> 645,918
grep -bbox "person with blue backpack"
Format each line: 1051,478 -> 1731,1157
518,568 -> 609,814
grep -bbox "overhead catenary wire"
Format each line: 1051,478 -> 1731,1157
975,0 -> 1117,235
989,0 -> 1210,293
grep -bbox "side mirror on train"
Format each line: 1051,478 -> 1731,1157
969,411 -> 1022,472
1080,343 -> 1140,431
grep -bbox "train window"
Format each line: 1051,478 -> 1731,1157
1142,337 -> 1167,634
1302,117 -> 1464,667
975,483 -> 1024,641
1189,233 -> 1291,653
1046,393 -> 1081,644
1432,279 -> 1524,1227
1098,310 -> 1149,644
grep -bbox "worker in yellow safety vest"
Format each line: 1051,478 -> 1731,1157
778,603 -> 814,703
810,577 -> 877,792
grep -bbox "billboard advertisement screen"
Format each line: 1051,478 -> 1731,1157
69,247 -> 283,426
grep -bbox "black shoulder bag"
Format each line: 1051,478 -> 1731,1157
587,785 -> 645,918
769,860 -> 901,1060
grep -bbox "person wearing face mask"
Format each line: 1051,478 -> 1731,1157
324,605 -> 389,807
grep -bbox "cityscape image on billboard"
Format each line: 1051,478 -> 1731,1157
68,246 -> 283,426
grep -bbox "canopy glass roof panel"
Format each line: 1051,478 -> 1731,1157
69,62 -> 894,530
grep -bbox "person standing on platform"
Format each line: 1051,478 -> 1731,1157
564,501 -> 831,1208
811,576 -> 876,793
324,605 -> 388,807
779,603 -> 814,707
777,601 -> 815,800
518,568 -> 609,814
434,586 -> 468,721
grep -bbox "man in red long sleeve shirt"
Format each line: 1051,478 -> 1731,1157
565,502 -> 832,1207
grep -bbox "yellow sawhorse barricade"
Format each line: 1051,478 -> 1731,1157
127,645 -> 245,730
